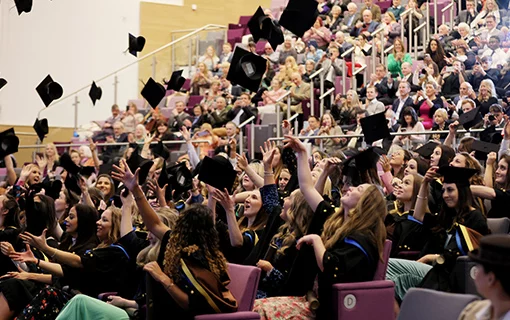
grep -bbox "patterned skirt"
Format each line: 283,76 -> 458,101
253,296 -> 315,320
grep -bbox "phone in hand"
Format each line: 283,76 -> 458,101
196,130 -> 209,137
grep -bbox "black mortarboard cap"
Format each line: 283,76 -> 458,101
198,156 -> 237,192
167,162 -> 193,199
480,126 -> 503,145
415,141 -> 439,159
36,179 -> 62,200
279,0 -> 319,38
141,77 -> 166,109
0,128 -> 19,158
88,81 -> 102,106
60,152 -> 81,175
459,107 -> 482,130
80,166 -> 96,178
65,174 -> 82,196
0,78 -> 7,90
437,166 -> 477,186
14,0 -> 32,15
166,70 -> 186,92
127,149 -> 154,185
128,33 -> 146,57
342,147 -> 380,174
471,139 -> 501,161
150,140 -> 170,160
226,47 -> 267,93
360,111 -> 390,145
248,6 -> 284,51
36,74 -> 63,107
33,118 -> 49,142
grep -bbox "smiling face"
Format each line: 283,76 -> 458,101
430,146 -> 442,167
450,154 -> 467,168
278,169 -> 291,190
434,113 -> 445,125
495,159 -> 508,185
96,210 -> 112,241
399,82 -> 410,97
95,177 -> 112,197
442,182 -> 459,208
242,173 -> 255,191
425,83 -> 436,97
322,114 -> 333,127
479,82 -> 489,97
281,189 -> 297,221
65,206 -> 78,235
430,40 -> 438,52
341,183 -> 370,209
244,190 -> 262,218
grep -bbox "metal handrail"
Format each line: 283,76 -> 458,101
17,139 -> 212,149
310,68 -> 325,79
353,65 -> 367,76
442,1 -> 455,28
275,91 -> 291,103
310,68 -> 324,117
319,87 -> 335,100
238,116 -> 256,159
341,47 -> 354,58
238,116 -> 256,129
384,45 -> 394,54
413,22 -> 428,60
38,24 -> 227,115
371,26 -> 386,37
413,22 -> 428,33
441,2 -> 455,12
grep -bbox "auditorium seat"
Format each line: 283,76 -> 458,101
397,288 -> 479,320
487,217 -> 510,234
332,240 -> 395,320
237,16 -> 252,27
195,263 -> 261,320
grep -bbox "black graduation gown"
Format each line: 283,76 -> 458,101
317,232 -> 378,319
216,221 -> 263,264
0,227 -> 22,276
147,230 -> 233,319
418,209 -> 489,292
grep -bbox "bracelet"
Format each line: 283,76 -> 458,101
417,195 -> 428,200
36,259 -> 40,267
50,248 -> 58,259
264,171 -> 273,175
165,281 -> 175,290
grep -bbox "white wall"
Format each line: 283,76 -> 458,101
0,0 -> 142,128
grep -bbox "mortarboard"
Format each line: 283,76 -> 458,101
279,0 -> 319,38
248,6 -> 284,51
36,75 -> 63,107
166,70 -> 186,92
480,126 -> 503,145
33,118 -> 49,143
226,47 -> 267,93
157,159 -> 173,201
150,140 -> 170,160
360,111 -> 390,145
471,139 -> 501,161
14,0 -> 32,15
126,149 -> 154,185
341,148 -> 380,177
167,162 -> 193,199
128,33 -> 146,57
80,166 -> 97,178
88,81 -> 102,106
415,141 -> 439,159
459,107 -> 482,130
141,77 -> 166,109
198,156 -> 237,192
0,128 -> 19,158
437,166 -> 477,186
0,78 -> 7,90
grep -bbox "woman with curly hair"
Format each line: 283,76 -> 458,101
111,159 -> 237,318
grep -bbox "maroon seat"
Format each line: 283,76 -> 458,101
237,16 -> 252,26
227,29 -> 244,48
187,95 -> 203,108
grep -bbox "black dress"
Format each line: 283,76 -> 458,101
317,232 -> 378,319
487,188 -> 510,219
475,97 -> 499,117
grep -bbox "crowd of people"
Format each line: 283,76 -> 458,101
1,0 -> 510,319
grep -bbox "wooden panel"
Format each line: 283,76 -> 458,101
0,125 -> 74,165
139,0 -> 271,91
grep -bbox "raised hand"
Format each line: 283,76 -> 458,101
111,159 -> 140,192
180,126 -> 191,142
261,140 -> 278,169
35,154 -> 47,170
324,157 -> 342,175
147,180 -> 168,202
19,229 -> 48,252
236,153 -> 249,172
487,152 -> 497,166
120,188 -> 134,207
212,188 -> 236,214
282,120 -> 292,136
423,166 -> 439,183
283,135 -> 307,154
9,244 -> 37,264
379,155 -> 391,173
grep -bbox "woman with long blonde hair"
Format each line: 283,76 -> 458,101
35,143 -> 60,177
476,79 -> 499,116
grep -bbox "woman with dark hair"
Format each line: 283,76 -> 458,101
0,203 -> 100,319
111,159 -> 237,319
413,81 -> 444,130
471,152 -> 510,219
426,39 -> 447,71
386,166 -> 489,302
392,107 -> 426,148
428,144 -> 456,215
154,120 -> 175,142
95,174 -> 116,202
0,194 -> 21,276
55,189 -> 80,228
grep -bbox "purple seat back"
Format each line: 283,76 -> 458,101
238,16 -> 252,26
182,78 -> 191,92
226,263 -> 261,312
227,29 -> 244,47
159,108 -> 173,120
187,95 -> 204,108
301,99 -> 320,120
398,288 -> 479,320
255,41 -> 267,55
373,240 -> 392,281
378,0 -> 392,13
